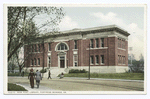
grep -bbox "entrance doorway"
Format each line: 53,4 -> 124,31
60,56 -> 65,68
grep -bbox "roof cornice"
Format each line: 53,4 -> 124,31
39,25 -> 130,38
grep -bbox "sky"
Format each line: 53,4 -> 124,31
31,5 -> 145,60
55,6 -> 145,60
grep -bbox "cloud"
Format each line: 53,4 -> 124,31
90,12 -> 144,60
59,16 -> 79,31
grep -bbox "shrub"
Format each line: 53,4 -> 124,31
69,69 -> 87,73
40,69 -> 47,73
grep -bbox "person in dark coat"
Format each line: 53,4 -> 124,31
28,69 -> 35,88
47,70 -> 52,79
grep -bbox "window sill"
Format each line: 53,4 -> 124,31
87,47 -> 108,50
118,48 -> 126,51
72,49 -> 78,51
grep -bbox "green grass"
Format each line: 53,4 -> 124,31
8,83 -> 27,91
8,72 -> 29,76
64,73 -> 144,80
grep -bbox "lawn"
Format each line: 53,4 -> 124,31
8,83 -> 27,91
64,73 -> 144,80
8,72 -> 29,76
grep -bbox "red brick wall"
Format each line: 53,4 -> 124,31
108,37 -> 116,66
24,36 -> 128,68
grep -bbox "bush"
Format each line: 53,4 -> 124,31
69,69 -> 87,73
40,69 -> 47,73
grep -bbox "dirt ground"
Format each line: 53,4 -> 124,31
8,77 -> 144,91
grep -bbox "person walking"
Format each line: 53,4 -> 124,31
28,69 -> 35,88
47,70 -> 52,79
35,70 -> 42,88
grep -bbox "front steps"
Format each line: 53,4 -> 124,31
43,68 -> 69,78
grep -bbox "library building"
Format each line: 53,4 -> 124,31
24,25 -> 130,75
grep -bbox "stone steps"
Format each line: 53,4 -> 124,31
43,68 -> 69,78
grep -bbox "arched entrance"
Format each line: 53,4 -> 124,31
55,42 -> 69,68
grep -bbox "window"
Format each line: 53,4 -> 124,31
123,56 -> 125,64
118,38 -> 120,48
48,43 -> 51,51
57,43 -> 67,50
48,56 -> 51,64
90,56 -> 94,65
34,45 -> 37,52
96,38 -> 99,48
74,40 -> 77,49
31,45 -> 33,52
34,58 -> 36,65
101,55 -> 104,64
37,58 -> 40,65
31,59 -> 33,65
95,55 -> 99,64
74,55 -> 78,67
118,55 -> 122,64
122,40 -> 125,49
38,44 -> 40,52
90,39 -> 94,48
101,38 -> 104,47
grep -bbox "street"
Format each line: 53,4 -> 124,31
8,77 -> 144,91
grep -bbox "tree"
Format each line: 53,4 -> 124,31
8,7 -> 65,62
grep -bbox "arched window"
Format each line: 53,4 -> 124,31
57,43 -> 68,50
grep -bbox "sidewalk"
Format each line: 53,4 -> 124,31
64,77 -> 144,82
16,83 -> 60,92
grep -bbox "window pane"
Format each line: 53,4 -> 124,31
38,58 -> 40,65
74,55 -> 77,61
75,62 -> 77,66
38,44 -> 40,52
101,55 -> 104,64
48,57 -> 51,64
90,39 -> 93,48
96,55 -> 99,64
34,45 -> 37,52
34,58 -> 36,65
90,56 -> 94,64
74,40 -> 77,49
101,38 -> 104,47
49,43 -> 51,51
57,43 -> 68,50
96,39 -> 99,48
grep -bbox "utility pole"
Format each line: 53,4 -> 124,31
42,37 -> 45,70
88,43 -> 90,80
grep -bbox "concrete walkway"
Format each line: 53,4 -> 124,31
16,83 -> 60,92
64,77 -> 144,82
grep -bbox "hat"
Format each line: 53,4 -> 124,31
30,69 -> 33,72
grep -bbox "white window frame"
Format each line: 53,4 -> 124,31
101,38 -> 104,47
95,55 -> 99,65
73,55 -> 78,67
90,56 -> 94,65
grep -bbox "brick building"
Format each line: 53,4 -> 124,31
24,25 -> 130,74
